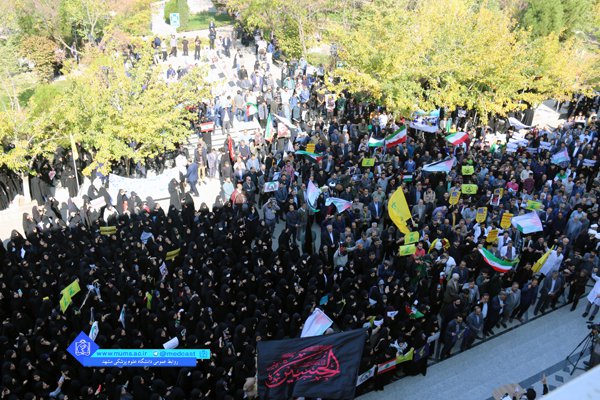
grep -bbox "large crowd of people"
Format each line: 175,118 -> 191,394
1,24 -> 600,400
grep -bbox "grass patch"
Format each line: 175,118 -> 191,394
306,52 -> 331,67
179,11 -> 233,32
0,72 -> 38,111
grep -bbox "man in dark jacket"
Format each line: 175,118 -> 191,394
185,161 -> 199,196
534,270 -> 565,315
483,291 -> 506,337
512,278 -> 539,322
286,204 -> 300,243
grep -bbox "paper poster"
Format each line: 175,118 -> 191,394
500,212 -> 513,229
264,181 -> 280,193
476,207 -> 488,223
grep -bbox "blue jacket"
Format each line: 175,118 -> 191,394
186,163 -> 199,183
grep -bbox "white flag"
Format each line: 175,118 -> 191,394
508,117 -> 531,130
300,308 -> 333,338
89,321 -> 99,341
163,337 -> 179,349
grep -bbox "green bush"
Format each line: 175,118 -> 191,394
164,0 -> 177,24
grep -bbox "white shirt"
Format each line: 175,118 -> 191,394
500,245 -> 517,260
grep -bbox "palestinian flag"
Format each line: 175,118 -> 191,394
368,137 -> 385,147
325,197 -> 353,214
306,180 -> 321,212
246,101 -> 258,117
479,247 -> 518,273
422,157 -> 455,173
264,113 -> 274,142
551,148 -> 570,165
405,304 -> 424,319
402,175 -> 413,182
511,212 -> 543,234
445,131 -> 468,146
385,126 -> 407,148
296,150 -> 324,163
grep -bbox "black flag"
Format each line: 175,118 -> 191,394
257,329 -> 366,400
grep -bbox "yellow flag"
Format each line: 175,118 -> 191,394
461,184 -> 478,194
61,279 -> 81,300
399,244 -> 416,256
404,231 -> 420,245
526,200 -> 543,210
100,226 -> 117,235
388,188 -> 411,234
362,158 -> 375,167
532,248 -> 553,273
396,347 -> 414,364
70,134 -> 79,160
461,165 -> 474,175
60,295 -> 71,313
166,248 -> 181,261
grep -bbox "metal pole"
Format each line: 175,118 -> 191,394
73,156 -> 80,196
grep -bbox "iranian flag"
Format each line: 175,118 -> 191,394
479,247 -> 518,273
264,113 -> 274,142
296,150 -> 324,163
445,132 -> 468,146
325,197 -> 353,214
422,157 -> 455,173
385,126 -> 407,148
368,136 -> 385,147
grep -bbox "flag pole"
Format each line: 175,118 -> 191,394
73,156 -> 80,196
69,134 -> 81,196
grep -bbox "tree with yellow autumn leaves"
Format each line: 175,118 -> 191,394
327,0 -> 598,119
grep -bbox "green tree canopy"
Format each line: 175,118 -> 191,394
329,0 -> 598,120
0,36 -> 212,175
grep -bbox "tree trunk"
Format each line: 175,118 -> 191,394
20,172 -> 31,203
298,20 -> 307,57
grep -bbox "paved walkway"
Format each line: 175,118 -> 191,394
359,302 -> 592,400
188,0 -> 216,14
